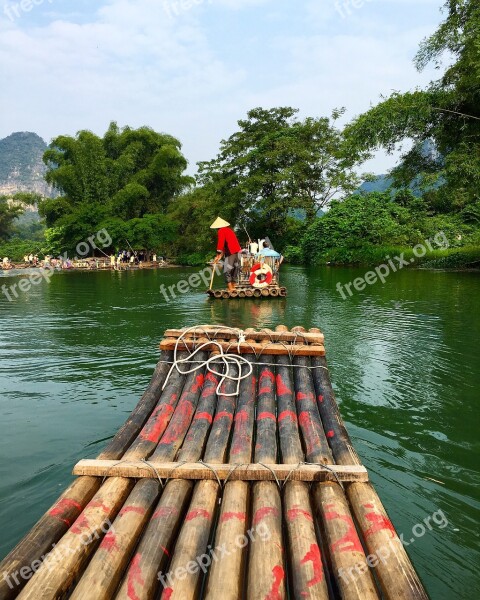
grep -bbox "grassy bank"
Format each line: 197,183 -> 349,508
309,245 -> 480,269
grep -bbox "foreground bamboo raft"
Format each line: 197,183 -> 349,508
0,325 -> 429,600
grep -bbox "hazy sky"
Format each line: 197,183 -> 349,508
1,0 -> 444,174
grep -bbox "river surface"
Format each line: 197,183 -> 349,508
0,265 -> 478,598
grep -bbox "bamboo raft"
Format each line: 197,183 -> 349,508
207,286 -> 287,299
0,325 -> 429,600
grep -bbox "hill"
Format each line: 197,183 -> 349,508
0,132 -> 53,197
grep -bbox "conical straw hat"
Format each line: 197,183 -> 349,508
210,217 -> 230,229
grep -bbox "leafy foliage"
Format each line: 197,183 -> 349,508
301,190 -> 471,264
197,107 -> 367,245
0,196 -> 23,241
345,0 -> 480,211
39,123 -> 193,254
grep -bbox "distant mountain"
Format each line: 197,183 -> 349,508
358,174 -> 393,194
0,132 -> 54,197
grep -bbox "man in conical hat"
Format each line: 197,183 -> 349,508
211,217 -> 242,292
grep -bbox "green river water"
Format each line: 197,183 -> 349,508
0,265 -> 478,599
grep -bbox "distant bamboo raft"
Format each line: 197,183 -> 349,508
0,326 -> 429,600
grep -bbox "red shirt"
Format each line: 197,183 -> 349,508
217,227 -> 241,256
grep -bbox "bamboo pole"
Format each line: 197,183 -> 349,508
274,329 -> 330,600
293,354 -> 333,464
164,328 -> 324,344
313,483 -> 379,600
160,339 -> 326,356
248,339 -> 286,600
0,351 -> 174,600
157,360 -> 239,600
73,461 -> 368,482
114,356 -> 224,600
346,483 -> 429,600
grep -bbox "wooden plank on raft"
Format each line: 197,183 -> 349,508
163,327 -> 325,345
72,460 -> 369,482
159,338 -> 326,356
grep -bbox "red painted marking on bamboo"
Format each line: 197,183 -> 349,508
70,501 -> 110,534
201,372 -> 218,397
364,510 -> 396,539
324,507 -> 363,554
160,401 -> 194,445
119,506 -> 147,517
258,412 -> 276,422
364,503 -> 375,509
278,410 -> 297,423
140,403 -> 175,443
163,589 -> 173,600
192,373 -> 205,393
127,553 -> 145,600
48,498 -> 83,526
296,391 -> 315,403
101,530 -> 118,552
318,394 -> 324,403
220,511 -> 246,523
185,508 -> 210,521
301,544 -> 324,587
153,506 -> 179,520
327,430 -> 335,438
231,410 -> 251,455
214,411 -> 233,422
194,412 -> 213,423
160,545 -> 170,557
287,507 -> 313,522
259,370 -> 275,395
253,506 -> 279,525
298,412 -> 319,456
276,374 -> 291,396
265,565 -> 285,600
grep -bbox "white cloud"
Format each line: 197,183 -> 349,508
0,0 -> 442,174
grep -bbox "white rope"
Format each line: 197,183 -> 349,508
162,325 -> 253,397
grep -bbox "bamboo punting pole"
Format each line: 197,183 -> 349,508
0,351 -> 174,600
275,327 -> 330,600
69,351 -> 211,600
17,353 -> 191,600
115,356 -> 224,600
204,351 -> 255,600
157,361 -> 240,600
248,332 -> 286,600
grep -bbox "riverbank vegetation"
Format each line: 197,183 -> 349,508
1,0 -> 478,269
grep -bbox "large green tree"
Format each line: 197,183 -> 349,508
197,107 -> 367,242
39,123 -> 193,254
345,0 -> 480,213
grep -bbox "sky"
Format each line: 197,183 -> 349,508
0,0 -> 445,174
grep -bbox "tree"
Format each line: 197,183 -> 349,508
197,107 -> 367,243
345,0 -> 480,212
0,196 -> 23,241
39,123 -> 193,254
